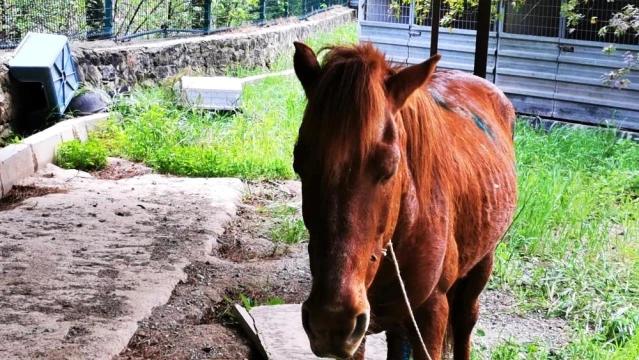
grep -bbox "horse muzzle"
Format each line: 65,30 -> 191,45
301,302 -> 369,359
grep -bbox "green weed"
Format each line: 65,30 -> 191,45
269,216 -> 307,244
55,139 -> 108,171
257,203 -> 298,217
491,122 -> 639,358
237,293 -> 285,311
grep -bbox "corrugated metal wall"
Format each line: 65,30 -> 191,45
358,0 -> 639,131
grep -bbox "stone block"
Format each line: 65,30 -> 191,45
0,144 -> 35,197
48,121 -> 76,142
51,117 -> 88,142
81,113 -> 110,132
238,304 -> 387,360
22,127 -> 64,171
180,76 -> 243,110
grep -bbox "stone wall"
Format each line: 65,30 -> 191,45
0,7 -> 355,138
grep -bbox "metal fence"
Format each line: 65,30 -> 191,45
0,0 -> 346,49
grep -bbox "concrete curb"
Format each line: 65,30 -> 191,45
240,69 -> 296,85
0,113 -> 109,198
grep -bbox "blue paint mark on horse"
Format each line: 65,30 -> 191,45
430,90 -> 450,111
430,89 -> 494,142
472,113 -> 494,141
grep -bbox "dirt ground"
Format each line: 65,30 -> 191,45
0,160 -> 244,360
0,158 -> 569,360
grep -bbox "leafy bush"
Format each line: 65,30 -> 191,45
56,139 -> 108,171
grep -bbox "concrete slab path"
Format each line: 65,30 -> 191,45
0,165 -> 244,360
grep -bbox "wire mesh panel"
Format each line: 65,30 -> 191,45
0,0 -> 105,47
565,0 -> 638,45
266,0 -> 344,21
0,0 -> 347,48
407,0 -> 499,31
366,0 -> 410,24
502,0 -> 561,37
113,0 -> 207,40
437,0 -> 481,30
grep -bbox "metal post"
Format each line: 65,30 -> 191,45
104,0 -> 114,38
260,0 -> 266,23
203,0 -> 213,34
558,0 -> 567,38
492,0 -> 504,84
430,0 -> 441,57
473,0 -> 491,78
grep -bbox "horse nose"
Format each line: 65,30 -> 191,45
301,306 -> 314,339
302,303 -> 369,358
350,312 -> 369,342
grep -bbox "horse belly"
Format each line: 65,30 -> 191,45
455,169 -> 516,277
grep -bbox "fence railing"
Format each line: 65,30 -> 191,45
0,0 -> 347,49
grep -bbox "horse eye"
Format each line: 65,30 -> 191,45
372,144 -> 400,184
379,171 -> 395,183
370,254 -> 378,262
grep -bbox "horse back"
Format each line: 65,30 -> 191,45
427,70 -> 518,275
430,70 -> 516,147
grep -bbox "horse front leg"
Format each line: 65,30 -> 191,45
386,330 -> 412,360
408,291 -> 449,360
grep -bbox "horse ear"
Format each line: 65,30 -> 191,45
293,42 -> 321,98
386,54 -> 441,111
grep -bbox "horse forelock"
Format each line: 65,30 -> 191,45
301,43 -> 392,184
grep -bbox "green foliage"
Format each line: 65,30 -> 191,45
55,139 -> 108,171
269,216 -> 308,244
0,133 -> 21,148
238,293 -> 285,310
488,122 -> 639,358
209,0 -> 260,28
265,297 -> 285,305
0,0 -> 87,42
239,293 -> 258,311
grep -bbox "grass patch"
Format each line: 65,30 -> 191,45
96,23 -> 357,180
269,216 -> 307,244
55,139 -> 108,171
487,123 -> 639,359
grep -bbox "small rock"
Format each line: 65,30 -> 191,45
115,210 -> 132,217
204,288 -> 222,302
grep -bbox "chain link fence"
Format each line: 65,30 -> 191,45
0,0 -> 347,49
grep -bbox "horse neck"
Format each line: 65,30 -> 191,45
394,90 -> 450,233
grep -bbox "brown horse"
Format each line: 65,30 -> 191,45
292,41 -> 517,360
